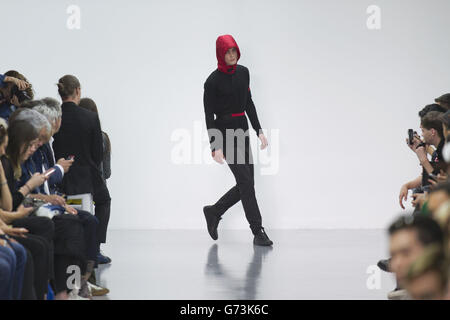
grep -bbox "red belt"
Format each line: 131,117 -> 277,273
216,112 -> 245,121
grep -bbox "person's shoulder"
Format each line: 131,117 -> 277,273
236,64 -> 249,73
204,69 -> 220,88
76,105 -> 99,122
205,69 -> 219,82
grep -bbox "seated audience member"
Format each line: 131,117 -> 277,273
53,75 -> 112,265
0,117 -> 51,300
435,93 -> 450,111
387,214 -> 445,299
405,244 -> 449,300
32,99 -> 109,297
0,231 -> 16,299
10,107 -> 98,298
20,99 -> 44,110
3,115 -> 87,300
0,224 -> 27,300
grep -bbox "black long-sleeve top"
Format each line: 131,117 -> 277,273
203,64 -> 262,150
1,155 -> 24,210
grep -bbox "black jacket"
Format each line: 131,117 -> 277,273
203,65 -> 262,150
52,101 -> 104,195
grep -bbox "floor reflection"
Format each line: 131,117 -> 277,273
204,244 -> 273,299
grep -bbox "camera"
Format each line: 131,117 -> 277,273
10,84 -> 31,103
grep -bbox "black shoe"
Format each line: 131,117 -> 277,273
377,258 -> 391,272
203,205 -> 221,240
253,227 -> 273,246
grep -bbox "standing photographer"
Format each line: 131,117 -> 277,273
399,111 -> 446,209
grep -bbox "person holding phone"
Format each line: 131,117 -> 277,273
202,35 -> 272,246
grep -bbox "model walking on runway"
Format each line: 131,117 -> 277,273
203,34 -> 273,246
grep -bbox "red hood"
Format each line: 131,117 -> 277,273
216,34 -> 241,74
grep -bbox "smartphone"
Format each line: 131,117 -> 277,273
408,129 -> 414,145
66,155 -> 75,161
44,168 -> 56,177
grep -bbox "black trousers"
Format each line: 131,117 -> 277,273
93,183 -> 111,244
211,115 -> 263,235
76,210 -> 99,261
12,216 -> 54,282
12,234 -> 50,300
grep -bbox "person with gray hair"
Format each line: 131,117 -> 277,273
9,107 -> 51,147
30,98 -> 109,297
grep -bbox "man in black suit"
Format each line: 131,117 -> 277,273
52,75 -> 112,264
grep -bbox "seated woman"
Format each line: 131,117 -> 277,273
0,116 -> 86,300
14,106 -> 104,298
6,109 -> 98,298
0,118 -> 49,300
0,224 -> 27,300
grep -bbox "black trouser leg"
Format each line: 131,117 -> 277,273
76,210 -> 99,262
54,255 -> 80,294
21,249 -> 36,300
221,131 -> 262,235
227,162 -> 262,234
213,184 -> 241,217
12,217 -> 55,287
12,216 -> 54,243
93,184 -> 111,245
13,234 -> 49,300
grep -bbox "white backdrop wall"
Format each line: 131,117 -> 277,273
1,0 -> 450,230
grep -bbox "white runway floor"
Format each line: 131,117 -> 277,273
93,229 -> 396,300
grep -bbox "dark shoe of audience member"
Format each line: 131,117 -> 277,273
97,251 -> 112,264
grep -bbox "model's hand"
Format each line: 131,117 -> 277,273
399,184 -> 409,209
212,149 -> 225,164
259,133 -> 268,150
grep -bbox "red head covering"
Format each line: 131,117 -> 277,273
216,35 -> 241,74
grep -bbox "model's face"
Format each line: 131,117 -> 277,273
406,271 -> 446,300
224,47 -> 237,66
389,229 -> 424,286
